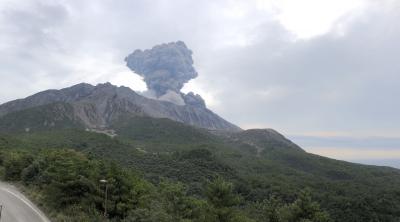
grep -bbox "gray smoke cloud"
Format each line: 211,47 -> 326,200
125,41 -> 198,97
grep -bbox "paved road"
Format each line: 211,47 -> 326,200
0,182 -> 50,222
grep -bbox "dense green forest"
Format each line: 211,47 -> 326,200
0,116 -> 400,221
0,147 -> 330,221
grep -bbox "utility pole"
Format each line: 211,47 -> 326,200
100,179 -> 108,218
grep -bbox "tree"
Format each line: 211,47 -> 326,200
261,195 -> 283,222
3,151 -> 33,181
281,189 -> 331,222
205,177 -> 243,222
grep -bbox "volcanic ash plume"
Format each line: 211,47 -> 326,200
125,41 -> 198,102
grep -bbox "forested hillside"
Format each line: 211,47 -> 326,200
1,115 -> 400,221
0,147 -> 331,222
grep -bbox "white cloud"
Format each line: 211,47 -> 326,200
268,0 -> 367,39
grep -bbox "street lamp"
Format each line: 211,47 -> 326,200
100,179 -> 108,217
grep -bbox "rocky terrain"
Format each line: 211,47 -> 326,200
0,82 -> 241,132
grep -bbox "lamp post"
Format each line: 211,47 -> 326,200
100,179 -> 108,217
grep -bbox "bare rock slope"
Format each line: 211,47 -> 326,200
0,83 -> 241,132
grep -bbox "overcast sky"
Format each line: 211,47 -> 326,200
1,0 -> 399,167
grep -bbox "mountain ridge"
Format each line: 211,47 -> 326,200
0,82 -> 241,132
